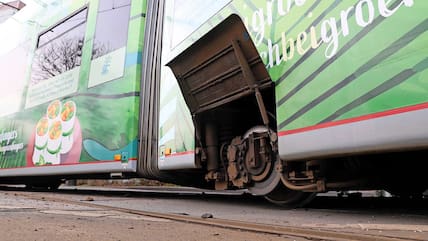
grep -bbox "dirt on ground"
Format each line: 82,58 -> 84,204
0,192 -> 302,241
0,210 -> 302,241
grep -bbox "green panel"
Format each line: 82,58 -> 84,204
295,30 -> 428,128
231,0 -> 427,131
276,2 -> 428,130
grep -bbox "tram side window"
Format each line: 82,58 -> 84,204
88,0 -> 131,88
167,0 -> 230,48
30,8 -> 88,85
91,0 -> 131,59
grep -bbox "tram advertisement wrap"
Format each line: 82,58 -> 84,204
241,0 -> 427,133
1,0 -> 428,169
0,0 -> 147,169
166,0 -> 427,134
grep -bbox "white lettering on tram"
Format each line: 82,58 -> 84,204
355,0 -> 375,27
0,130 -> 18,145
0,129 -> 23,154
378,0 -> 414,17
320,18 -> 339,59
243,0 -> 415,68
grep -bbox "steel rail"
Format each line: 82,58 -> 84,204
13,191 -> 420,241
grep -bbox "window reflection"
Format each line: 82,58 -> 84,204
92,0 -> 131,59
30,8 -> 88,85
38,9 -> 87,48
167,0 -> 230,48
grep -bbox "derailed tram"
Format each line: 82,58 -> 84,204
0,0 -> 427,206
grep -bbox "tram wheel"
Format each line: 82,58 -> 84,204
387,189 -> 424,199
264,183 -> 316,208
25,180 -> 62,190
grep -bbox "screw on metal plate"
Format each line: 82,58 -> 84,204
121,152 -> 129,163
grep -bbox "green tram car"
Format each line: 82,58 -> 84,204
0,0 -> 427,206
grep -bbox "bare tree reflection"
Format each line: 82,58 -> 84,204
31,38 -> 108,85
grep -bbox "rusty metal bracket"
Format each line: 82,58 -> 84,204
231,40 -> 270,127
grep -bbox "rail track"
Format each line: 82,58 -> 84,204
9,188 -> 426,241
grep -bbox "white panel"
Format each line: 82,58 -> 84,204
0,160 -> 137,177
158,152 -> 196,170
279,109 -> 428,160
